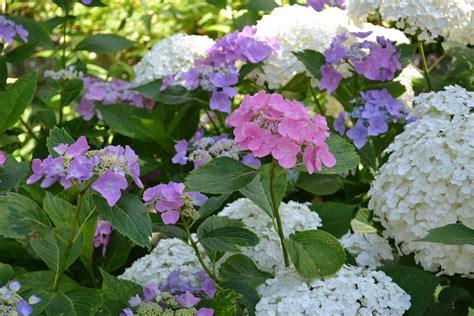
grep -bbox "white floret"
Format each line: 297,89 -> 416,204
256,265 -> 411,316
369,85 -> 474,277
340,231 -> 394,269
133,34 -> 214,85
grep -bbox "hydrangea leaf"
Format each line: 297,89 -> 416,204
100,268 -> 142,307
296,173 -> 344,196
186,157 -> 258,194
74,34 -> 135,53
285,229 -> 345,279
417,224 -> 474,245
220,254 -> 273,288
0,155 -> 29,191
208,288 -> 242,316
311,202 -> 357,238
0,262 -> 13,284
293,50 -> 326,80
46,127 -> 75,157
43,193 -> 76,229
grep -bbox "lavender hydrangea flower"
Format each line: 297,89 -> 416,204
320,64 -> 342,94
0,151 -> 6,168
0,16 -> 28,45
0,281 -> 41,316
346,121 -> 368,149
333,111 -> 346,135
27,136 -> 143,206
93,220 -> 112,256
307,0 -> 345,11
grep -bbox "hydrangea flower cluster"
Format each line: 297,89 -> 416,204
27,136 -> 143,206
77,77 -> 154,121
0,150 -> 6,168
133,34 -> 214,86
143,182 -> 208,225
43,66 -> 84,81
256,265 -> 411,315
227,91 -> 336,173
334,89 -> 409,148
0,281 -> 41,316
253,5 -> 350,89
121,270 -> 215,316
218,198 -> 322,273
0,16 -> 28,45
307,0 -> 345,11
369,86 -> 474,277
321,32 -> 402,93
120,237 -> 207,286
340,231 -> 394,269
346,0 -> 474,44
181,27 -> 276,113
93,220 -> 112,257
172,135 -> 260,169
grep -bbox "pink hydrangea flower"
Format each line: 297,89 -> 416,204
0,151 -> 7,168
227,91 -> 336,173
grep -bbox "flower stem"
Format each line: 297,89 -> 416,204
418,41 -> 432,91
309,85 -> 324,114
270,160 -> 290,267
203,109 -> 221,134
53,192 -> 85,292
182,218 -> 218,283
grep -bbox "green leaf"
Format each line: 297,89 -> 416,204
4,41 -> 38,64
43,193 -> 76,229
0,262 -> 13,284
199,193 -> 232,218
15,271 -> 79,293
185,157 -> 258,194
417,224 -> 474,245
74,34 -> 135,53
397,44 -> 418,67
0,193 -> 51,239
239,174 -> 273,218
285,230 -> 345,279
219,254 -> 273,288
246,0 -> 278,11
0,72 -> 37,133
351,208 -> 378,233
311,202 -> 357,238
133,80 -> 203,105
100,269 -> 141,304
206,0 -> 227,8
46,127 -> 75,157
30,229 -> 84,273
45,293 -> 76,316
0,155 -> 29,191
221,280 -> 260,315
89,192 -> 152,248
197,216 -> 259,254
60,79 -> 83,106
380,265 -> 441,316
296,173 -> 344,196
7,16 -> 54,49
298,134 -> 359,174
438,286 -> 472,315
65,288 -> 103,315
209,288 -> 242,316
239,63 -> 262,79
442,41 -> 474,65
100,232 -> 131,272
293,50 -> 326,79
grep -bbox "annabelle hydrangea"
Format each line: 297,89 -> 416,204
218,198 -> 322,273
346,0 -> 474,44
340,231 -> 394,269
369,86 -> 474,277
133,34 -> 214,85
77,77 -> 154,120
0,16 -> 28,45
120,237 -> 207,286
228,91 -> 336,173
253,5 -> 351,89
256,265 -> 411,315
27,136 -> 143,206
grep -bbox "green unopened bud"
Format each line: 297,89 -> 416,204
137,302 -> 163,316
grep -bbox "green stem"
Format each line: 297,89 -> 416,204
418,42 -> 432,91
309,85 -> 324,114
182,218 -> 218,283
215,111 -> 226,130
20,117 -> 39,141
53,192 -> 85,292
58,19 -> 68,124
270,160 -> 290,267
203,109 -> 221,134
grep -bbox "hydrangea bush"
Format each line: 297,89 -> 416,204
1,0 -> 474,315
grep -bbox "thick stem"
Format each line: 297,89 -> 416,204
418,42 -> 432,91
270,160 -> 290,267
53,192 -> 85,292
182,218 -> 218,283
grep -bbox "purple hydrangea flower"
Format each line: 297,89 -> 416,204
367,115 -> 388,136
320,64 -> 342,94
175,291 -> 200,308
0,16 -> 28,45
93,220 -> 112,256
120,308 -> 133,316
128,295 -> 142,307
16,299 -> 32,316
0,150 -> 7,168
196,270 -> 216,299
196,308 -> 215,316
82,0 -> 92,4
172,140 -> 189,165
346,121 -> 368,149
143,284 -> 159,302
307,0 -> 345,11
333,111 -> 346,135
241,153 -> 261,168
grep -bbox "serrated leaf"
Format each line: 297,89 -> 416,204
46,127 -> 75,157
285,230 -> 345,279
417,224 -> 474,245
293,50 -> 326,79
43,193 -> 76,229
75,34 -> 135,53
100,269 -> 141,304
0,155 -> 29,191
209,288 -> 242,316
186,157 -> 258,194
199,193 -> 232,218
296,173 -> 344,196
219,254 -> 273,288
311,202 -> 357,238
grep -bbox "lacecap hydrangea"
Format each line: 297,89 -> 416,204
369,85 -> 474,277
253,5 -> 351,89
346,0 -> 474,44
256,265 -> 411,315
133,34 -> 214,85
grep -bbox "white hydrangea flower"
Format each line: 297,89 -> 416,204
369,85 -> 474,277
394,65 -> 422,108
119,236 -> 206,286
346,0 -> 474,43
253,5 -> 351,89
256,265 -> 411,316
448,12 -> 474,45
133,34 -> 214,85
340,231 -> 394,269
218,198 -> 322,273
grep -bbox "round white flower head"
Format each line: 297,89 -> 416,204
346,0 -> 474,43
369,85 -> 474,277
253,5 -> 351,89
218,198 -> 322,273
340,231 -> 394,269
133,34 -> 214,85
448,12 -> 474,45
119,236 -> 205,286
256,265 -> 411,315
